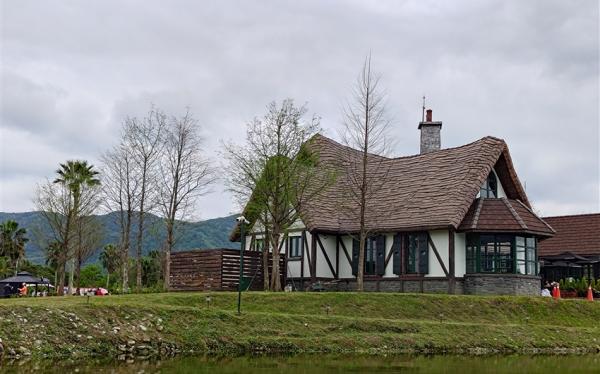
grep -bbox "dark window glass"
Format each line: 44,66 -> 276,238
468,234 -> 537,275
466,235 -> 478,273
405,233 -> 428,274
406,235 -> 418,273
289,236 -> 302,258
365,237 -> 377,275
480,171 -> 498,198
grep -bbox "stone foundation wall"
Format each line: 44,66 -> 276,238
289,278 -> 465,294
463,274 -> 541,296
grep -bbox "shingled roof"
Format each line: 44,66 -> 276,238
302,134 -> 536,233
538,214 -> 600,257
458,198 -> 555,237
231,133 -> 544,240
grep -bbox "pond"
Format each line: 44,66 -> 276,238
2,354 -> 599,373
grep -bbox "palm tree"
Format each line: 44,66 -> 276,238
53,160 -> 101,295
0,220 -> 29,272
53,160 -> 101,215
99,244 -> 120,289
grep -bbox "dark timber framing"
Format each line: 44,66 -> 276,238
448,229 -> 456,294
427,233 -> 449,277
315,233 -> 336,278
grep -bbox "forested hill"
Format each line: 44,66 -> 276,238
0,211 -> 239,264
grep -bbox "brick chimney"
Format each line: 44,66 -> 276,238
418,109 -> 442,154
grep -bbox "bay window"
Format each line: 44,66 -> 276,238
466,233 -> 538,275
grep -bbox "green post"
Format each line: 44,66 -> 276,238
237,216 -> 247,315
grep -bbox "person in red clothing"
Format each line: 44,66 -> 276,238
17,283 -> 27,297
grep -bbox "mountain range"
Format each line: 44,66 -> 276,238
0,211 -> 239,265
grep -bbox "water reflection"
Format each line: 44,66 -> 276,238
1,354 -> 599,373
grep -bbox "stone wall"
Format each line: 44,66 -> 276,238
463,274 -> 541,296
293,278 -> 465,294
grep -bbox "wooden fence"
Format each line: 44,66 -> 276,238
169,248 -> 285,292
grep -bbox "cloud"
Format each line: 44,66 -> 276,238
0,0 -> 598,217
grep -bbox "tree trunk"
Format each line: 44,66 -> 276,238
75,257 -> 82,293
56,261 -> 66,296
106,273 -> 110,289
67,259 -> 75,295
122,211 -> 132,293
163,221 -> 174,291
262,234 -> 270,291
270,230 -> 281,291
136,172 -> 147,292
357,230 -> 366,292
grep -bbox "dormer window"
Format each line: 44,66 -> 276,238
480,171 -> 497,198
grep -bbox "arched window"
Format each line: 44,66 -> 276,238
480,171 -> 498,198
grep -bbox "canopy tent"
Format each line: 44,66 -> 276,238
0,271 -> 53,297
540,252 -> 600,283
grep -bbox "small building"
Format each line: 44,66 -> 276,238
538,213 -> 600,283
232,110 -> 555,295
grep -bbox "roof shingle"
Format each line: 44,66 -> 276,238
538,214 -> 600,257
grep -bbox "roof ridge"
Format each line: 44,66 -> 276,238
513,199 -> 556,233
312,133 -> 506,161
471,198 -> 484,229
542,213 -> 600,219
502,198 -> 528,230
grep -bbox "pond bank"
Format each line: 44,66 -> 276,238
0,292 -> 598,361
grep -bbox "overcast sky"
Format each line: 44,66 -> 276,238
1,0 -> 598,220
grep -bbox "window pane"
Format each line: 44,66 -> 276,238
479,235 -> 495,272
407,235 -> 417,273
526,261 -> 536,275
516,247 -> 525,261
516,260 -> 526,275
515,236 -> 525,247
487,172 -> 497,198
526,237 -> 536,248
497,240 -> 512,273
526,247 -> 535,263
365,237 -> 376,274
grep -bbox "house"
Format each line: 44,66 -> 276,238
231,109 -> 555,295
538,213 -> 600,283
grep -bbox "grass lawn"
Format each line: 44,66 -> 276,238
0,292 -> 599,359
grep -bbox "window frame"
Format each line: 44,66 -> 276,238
466,233 -> 538,275
288,236 -> 302,259
254,238 -> 264,252
364,237 -> 377,275
404,232 -> 428,275
480,171 -> 498,198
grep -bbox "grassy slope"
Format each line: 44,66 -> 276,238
0,292 -> 599,359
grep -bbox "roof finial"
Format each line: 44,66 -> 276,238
422,95 -> 426,122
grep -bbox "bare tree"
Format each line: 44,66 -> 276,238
100,145 -> 139,293
74,214 -> 104,292
158,110 -> 215,290
224,100 -> 334,291
123,108 -> 165,291
35,163 -> 101,295
340,55 -> 393,291
35,182 -> 71,295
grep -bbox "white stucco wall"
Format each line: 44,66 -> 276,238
245,226 -> 468,280
315,234 -> 336,278
454,232 -> 466,277
426,230 -> 449,277
338,235 -> 354,278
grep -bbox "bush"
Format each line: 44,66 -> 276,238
559,278 -> 597,297
79,264 -> 106,287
